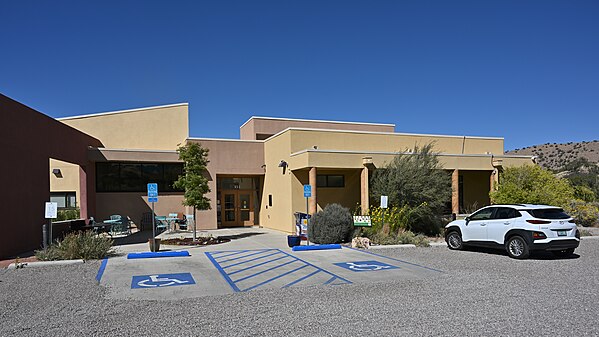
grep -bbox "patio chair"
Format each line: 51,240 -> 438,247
155,216 -> 168,233
110,215 -> 132,236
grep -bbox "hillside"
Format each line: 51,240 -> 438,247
507,140 -> 599,172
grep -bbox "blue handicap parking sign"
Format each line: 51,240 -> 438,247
334,260 -> 398,272
131,272 -> 195,289
303,184 -> 312,197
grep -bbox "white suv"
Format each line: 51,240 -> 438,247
445,204 -> 580,259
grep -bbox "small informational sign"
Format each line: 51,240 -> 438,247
334,260 -> 398,272
303,184 -> 312,198
148,197 -> 158,203
45,202 -> 58,219
381,195 -> 388,208
131,273 -> 195,289
353,216 -> 372,227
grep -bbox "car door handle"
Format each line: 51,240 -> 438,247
504,222 -> 510,225
480,223 -> 486,226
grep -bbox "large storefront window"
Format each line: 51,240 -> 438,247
96,162 -> 184,192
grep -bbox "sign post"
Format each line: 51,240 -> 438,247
380,195 -> 388,226
147,183 -> 158,252
45,202 -> 58,247
303,184 -> 312,245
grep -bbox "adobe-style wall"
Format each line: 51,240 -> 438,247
240,117 -> 395,140
0,94 -> 102,259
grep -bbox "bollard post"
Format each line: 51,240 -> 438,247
42,223 -> 48,249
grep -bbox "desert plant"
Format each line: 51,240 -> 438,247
370,143 -> 451,234
368,230 -> 430,247
35,231 -> 114,261
308,203 -> 353,244
568,200 -> 599,227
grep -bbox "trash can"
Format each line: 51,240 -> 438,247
294,212 -> 311,241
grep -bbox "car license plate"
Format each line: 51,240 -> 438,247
557,230 -> 567,236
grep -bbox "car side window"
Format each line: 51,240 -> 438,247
493,207 -> 520,220
469,208 -> 494,221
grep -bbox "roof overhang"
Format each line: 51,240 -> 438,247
88,147 -> 181,162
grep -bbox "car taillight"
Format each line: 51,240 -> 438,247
526,220 -> 551,224
532,231 -> 547,240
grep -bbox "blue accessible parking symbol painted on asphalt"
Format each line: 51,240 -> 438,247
334,260 -> 399,272
131,273 -> 195,289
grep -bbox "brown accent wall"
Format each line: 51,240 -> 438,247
461,171 -> 492,211
186,139 -> 265,229
0,94 -> 102,259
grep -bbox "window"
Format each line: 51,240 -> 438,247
96,162 -> 184,192
316,175 -> 344,188
50,192 -> 76,209
469,208 -> 494,221
527,208 -> 570,220
493,207 -> 521,220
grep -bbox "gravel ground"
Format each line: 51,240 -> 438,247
1,239 -> 598,337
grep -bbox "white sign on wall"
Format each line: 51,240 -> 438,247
45,202 -> 58,219
380,196 -> 388,209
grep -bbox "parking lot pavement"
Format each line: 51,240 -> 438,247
100,241 -> 442,300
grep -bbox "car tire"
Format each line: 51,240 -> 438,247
506,236 -> 529,259
446,231 -> 463,250
551,248 -> 575,258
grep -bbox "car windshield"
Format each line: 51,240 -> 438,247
526,208 -> 570,220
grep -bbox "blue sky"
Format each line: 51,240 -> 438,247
1,1 -> 597,150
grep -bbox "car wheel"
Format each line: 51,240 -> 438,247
446,231 -> 463,250
506,236 -> 529,259
551,248 -> 575,258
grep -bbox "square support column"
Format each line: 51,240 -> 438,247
309,167 -> 317,215
452,169 -> 459,215
361,167 -> 369,214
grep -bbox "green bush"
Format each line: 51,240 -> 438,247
308,203 -> 353,244
368,230 -> 430,247
35,231 -> 114,261
57,208 -> 80,221
369,143 -> 451,234
567,200 -> 599,227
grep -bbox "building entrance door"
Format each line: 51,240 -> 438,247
220,190 -> 253,227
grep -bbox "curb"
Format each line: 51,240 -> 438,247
369,242 -> 446,250
6,259 -> 86,270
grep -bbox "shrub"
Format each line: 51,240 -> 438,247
368,230 -> 430,247
567,200 -> 599,227
57,208 -> 80,221
35,231 -> 114,261
370,143 -> 451,234
308,203 -> 353,244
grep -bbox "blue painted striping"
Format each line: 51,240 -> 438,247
95,258 -> 108,283
344,247 -> 444,273
233,259 -> 297,283
222,250 -> 281,269
207,248 -> 352,292
292,244 -> 341,251
244,264 -> 309,292
228,255 -> 289,276
205,252 -> 241,292
127,251 -> 190,259
217,249 -> 271,264
282,269 -> 321,288
209,250 -> 251,259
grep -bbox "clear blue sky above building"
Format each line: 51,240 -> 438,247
1,1 -> 597,150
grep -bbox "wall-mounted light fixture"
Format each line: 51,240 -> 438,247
278,160 -> 288,174
52,168 -> 63,178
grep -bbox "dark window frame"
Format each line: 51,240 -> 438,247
316,174 -> 345,188
96,162 -> 184,193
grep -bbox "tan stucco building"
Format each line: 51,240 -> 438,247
50,103 -> 534,235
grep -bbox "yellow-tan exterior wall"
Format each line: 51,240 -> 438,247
59,104 -> 189,150
49,159 -> 82,207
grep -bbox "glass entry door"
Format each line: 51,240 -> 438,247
220,190 -> 253,227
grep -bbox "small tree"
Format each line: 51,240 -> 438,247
174,143 -> 211,241
370,143 -> 451,234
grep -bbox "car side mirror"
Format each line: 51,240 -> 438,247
465,216 -> 470,225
